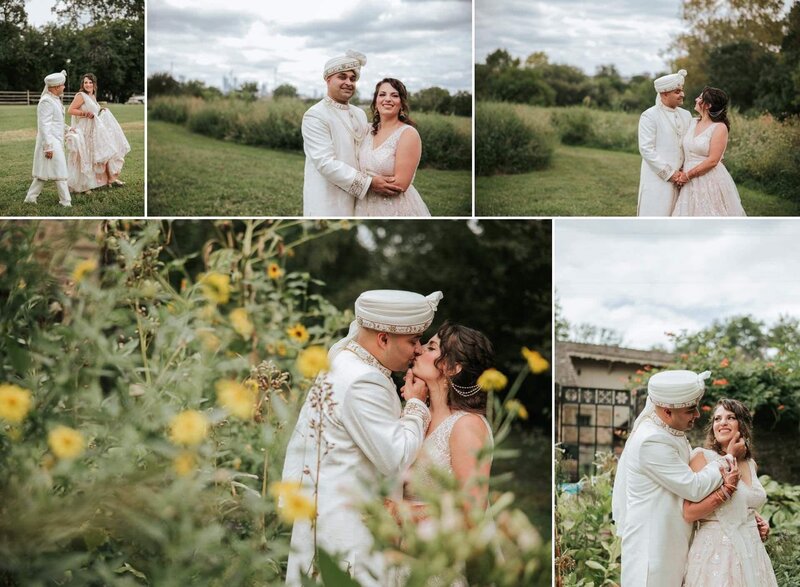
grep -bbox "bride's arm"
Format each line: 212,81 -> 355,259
685,124 -> 728,180
450,414 -> 491,511
392,128 -> 422,192
682,451 -> 738,523
67,93 -> 87,118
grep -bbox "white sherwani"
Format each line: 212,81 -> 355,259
32,92 -> 69,181
613,417 -> 722,587
281,341 -> 428,586
637,103 -> 692,216
302,97 -> 372,216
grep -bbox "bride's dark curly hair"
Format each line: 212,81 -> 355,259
433,322 -> 494,415
370,78 -> 416,135
704,398 -> 754,460
701,86 -> 730,130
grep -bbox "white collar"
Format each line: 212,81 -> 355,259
324,95 -> 350,111
649,413 -> 685,437
658,101 -> 678,113
345,340 -> 392,378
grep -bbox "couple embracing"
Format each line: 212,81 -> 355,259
637,69 -> 746,217
613,369 -> 778,586
302,51 -> 430,217
281,289 -> 495,585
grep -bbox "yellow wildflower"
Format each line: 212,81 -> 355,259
197,330 -> 221,352
229,308 -> 254,338
477,368 -> 508,392
71,258 -> 98,283
266,343 -> 276,354
296,346 -> 329,378
0,383 -> 32,424
48,426 -> 85,460
522,348 -> 549,374
277,342 -> 287,357
173,451 -> 196,477
286,324 -> 310,344
269,481 -> 316,523
267,263 -> 284,280
168,410 -> 209,446
199,272 -> 231,305
216,379 -> 257,420
505,399 -> 529,420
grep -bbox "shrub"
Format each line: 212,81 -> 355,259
235,99 -> 305,151
148,96 -> 200,125
476,102 -> 556,176
551,108 -> 594,146
186,100 -> 244,140
415,113 -> 471,170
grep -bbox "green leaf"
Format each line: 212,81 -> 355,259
317,548 -> 363,587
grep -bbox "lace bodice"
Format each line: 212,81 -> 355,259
683,119 -> 724,168
404,411 -> 493,502
699,448 -> 767,519
360,124 -> 417,178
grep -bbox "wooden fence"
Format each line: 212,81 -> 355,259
0,91 -> 78,105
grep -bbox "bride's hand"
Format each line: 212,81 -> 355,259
756,514 -> 770,542
722,457 -> 739,488
401,369 -> 428,403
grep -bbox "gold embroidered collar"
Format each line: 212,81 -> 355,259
346,340 -> 392,378
649,413 -> 685,437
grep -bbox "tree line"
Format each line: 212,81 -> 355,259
147,72 -> 472,116
477,0 -> 800,120
0,0 -> 143,102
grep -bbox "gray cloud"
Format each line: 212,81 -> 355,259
555,220 -> 800,349
476,0 -> 684,77
147,0 -> 471,95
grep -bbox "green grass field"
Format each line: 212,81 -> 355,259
147,120 -> 472,216
476,145 -> 800,216
0,105 -> 144,216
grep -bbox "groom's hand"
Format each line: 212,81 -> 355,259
45,150 -> 53,159
401,369 -> 428,403
371,175 -> 402,197
727,432 -> 747,460
756,513 -> 770,542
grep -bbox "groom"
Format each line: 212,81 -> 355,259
281,289 -> 443,586
636,69 -> 692,216
302,50 -> 400,216
24,70 -> 72,207
612,369 -> 745,587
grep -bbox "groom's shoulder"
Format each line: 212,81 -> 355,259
304,99 -> 326,117
640,105 -> 659,119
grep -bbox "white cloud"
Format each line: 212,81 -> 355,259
555,219 -> 800,349
148,0 -> 472,96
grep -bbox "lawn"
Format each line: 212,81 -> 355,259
0,104 -> 144,217
476,144 -> 800,216
147,120 -> 472,217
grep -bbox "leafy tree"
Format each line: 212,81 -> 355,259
272,83 -> 298,99
524,51 -> 549,69
147,72 -> 182,97
412,86 -> 452,114
54,0 -> 143,24
451,90 -> 471,116
485,48 -> 520,71
708,41 -> 777,110
235,81 -> 259,101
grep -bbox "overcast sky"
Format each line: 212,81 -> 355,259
26,0 -> 58,26
555,220 -> 800,350
476,0 -> 685,77
147,0 -> 472,98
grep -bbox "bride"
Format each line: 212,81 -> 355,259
356,78 -> 431,217
683,398 -> 778,586
671,87 -> 746,216
66,73 -> 131,193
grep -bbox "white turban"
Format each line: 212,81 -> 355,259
328,289 -> 443,362
323,50 -> 367,81
45,70 -> 67,87
654,69 -> 687,93
612,368 -> 710,536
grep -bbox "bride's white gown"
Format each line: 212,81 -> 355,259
66,92 -> 130,193
671,120 -> 746,216
355,125 -> 431,217
683,448 -> 778,586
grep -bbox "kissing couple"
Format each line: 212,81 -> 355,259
302,51 -> 430,217
280,289 -> 495,585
